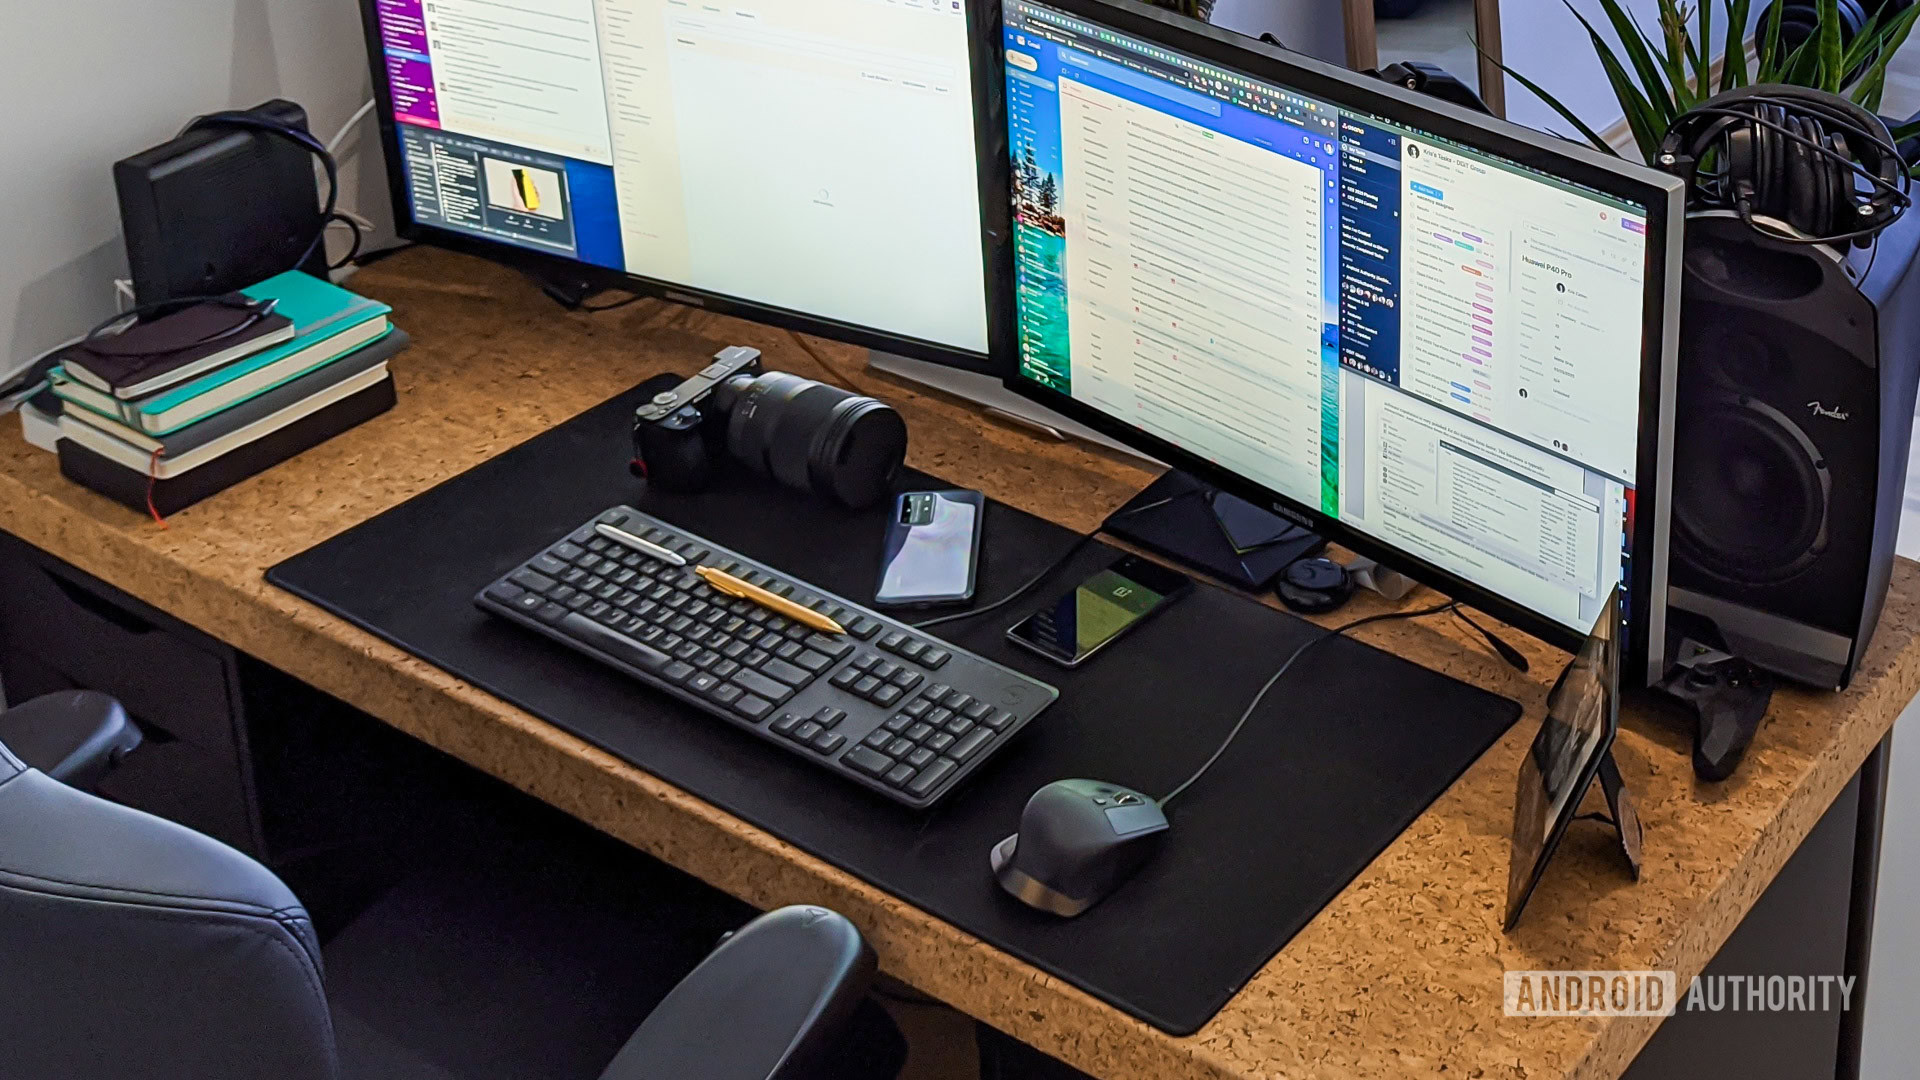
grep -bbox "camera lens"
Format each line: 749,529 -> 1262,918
726,373 -> 906,509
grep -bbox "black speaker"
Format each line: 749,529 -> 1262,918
1669,209 -> 1920,688
114,99 -> 325,306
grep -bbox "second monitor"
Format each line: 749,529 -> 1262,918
996,0 -> 1683,682
361,0 -> 998,365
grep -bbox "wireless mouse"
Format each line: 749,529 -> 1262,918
990,779 -> 1169,917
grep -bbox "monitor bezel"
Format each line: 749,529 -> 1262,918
353,0 -> 1012,376
991,0 -> 1682,683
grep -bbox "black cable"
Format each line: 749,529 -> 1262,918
911,532 -> 1096,631
1156,601 -> 1457,808
1453,605 -> 1531,673
181,112 -> 340,275
83,293 -> 277,344
578,293 -> 647,313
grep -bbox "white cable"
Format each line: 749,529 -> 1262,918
326,99 -> 378,157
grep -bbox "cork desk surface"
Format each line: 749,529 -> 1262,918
1,247 -> 1913,1080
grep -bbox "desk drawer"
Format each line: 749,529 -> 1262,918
0,554 -> 236,751
0,534 -> 261,855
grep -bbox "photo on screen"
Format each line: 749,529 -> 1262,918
483,160 -> 566,220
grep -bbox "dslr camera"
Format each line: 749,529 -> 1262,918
633,347 -> 908,510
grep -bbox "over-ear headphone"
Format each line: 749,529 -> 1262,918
1657,84 -> 1909,246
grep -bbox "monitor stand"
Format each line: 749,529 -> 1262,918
1103,472 -> 1325,591
865,351 -> 1161,465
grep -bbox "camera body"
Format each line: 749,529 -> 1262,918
634,346 -> 765,493
633,346 -> 909,509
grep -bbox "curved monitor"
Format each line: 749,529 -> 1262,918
359,0 -> 1005,369
995,0 -> 1682,681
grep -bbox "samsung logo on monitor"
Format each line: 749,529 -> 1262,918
1268,503 -> 1314,529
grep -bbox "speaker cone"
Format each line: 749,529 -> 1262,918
1672,396 -> 1830,586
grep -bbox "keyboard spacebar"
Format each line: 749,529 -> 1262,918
563,614 -> 671,672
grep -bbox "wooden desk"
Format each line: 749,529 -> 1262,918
1,248 -> 1911,1080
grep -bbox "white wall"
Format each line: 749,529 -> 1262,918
0,0 -> 391,372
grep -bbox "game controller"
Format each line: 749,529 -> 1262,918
1655,652 -> 1775,781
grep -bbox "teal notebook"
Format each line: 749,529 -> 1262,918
51,271 -> 392,435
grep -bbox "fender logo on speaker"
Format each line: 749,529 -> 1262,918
1806,401 -> 1851,422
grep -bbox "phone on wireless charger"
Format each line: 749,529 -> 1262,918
1007,555 -> 1193,668
875,490 -> 985,608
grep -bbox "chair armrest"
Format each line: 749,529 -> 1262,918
0,691 -> 142,790
597,906 -> 879,1080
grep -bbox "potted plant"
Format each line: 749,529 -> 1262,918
1504,0 -> 1920,161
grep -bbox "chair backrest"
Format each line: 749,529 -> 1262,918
0,739 -> 339,1080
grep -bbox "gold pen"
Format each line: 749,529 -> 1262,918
694,565 -> 847,635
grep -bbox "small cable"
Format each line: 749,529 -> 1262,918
1,335 -> 84,400
326,213 -> 364,270
578,293 -> 647,313
1156,601 -> 1457,808
912,532 -> 1096,631
1452,605 -> 1531,673
326,99 -> 378,157
183,112 -> 340,277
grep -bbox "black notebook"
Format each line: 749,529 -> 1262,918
63,298 -> 295,399
59,374 -> 397,517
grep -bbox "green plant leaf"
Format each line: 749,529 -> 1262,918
1690,0 -> 1713,99
1487,47 -> 1624,156
1777,29 -> 1821,86
1594,27 -> 1671,157
1704,0 -> 1720,96
1720,0 -> 1752,91
1574,0 -> 1679,125
1889,119 -> 1920,143
1816,0 -> 1846,92
1847,3 -> 1920,112
1838,5 -> 1886,81
1638,3 -> 1695,110
1757,0 -> 1787,79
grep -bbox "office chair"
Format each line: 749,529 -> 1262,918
0,691 -> 904,1080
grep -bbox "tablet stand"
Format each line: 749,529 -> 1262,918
1102,472 -> 1325,591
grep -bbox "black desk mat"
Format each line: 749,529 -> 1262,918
269,381 -> 1522,1035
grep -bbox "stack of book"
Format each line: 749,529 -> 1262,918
49,270 -> 405,517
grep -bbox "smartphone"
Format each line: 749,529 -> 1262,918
1006,555 -> 1192,668
874,490 -> 985,608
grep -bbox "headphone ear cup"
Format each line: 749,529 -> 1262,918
1788,116 -> 1820,234
1765,106 -> 1791,218
1725,122 -> 1756,207
1823,130 -> 1853,235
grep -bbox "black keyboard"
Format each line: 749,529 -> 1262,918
475,507 -> 1059,808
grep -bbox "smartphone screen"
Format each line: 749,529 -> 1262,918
1007,556 -> 1191,666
